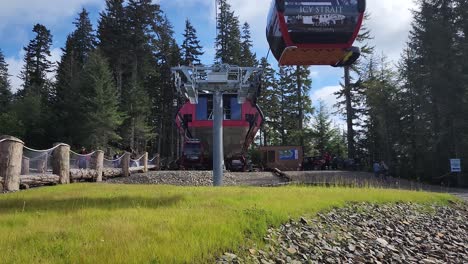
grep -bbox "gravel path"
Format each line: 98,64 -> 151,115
219,202 -> 468,264
106,171 -> 286,187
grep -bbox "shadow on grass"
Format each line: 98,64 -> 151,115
0,195 -> 185,213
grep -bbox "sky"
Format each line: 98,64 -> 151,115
0,0 -> 418,125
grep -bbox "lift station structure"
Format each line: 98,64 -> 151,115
172,64 -> 263,186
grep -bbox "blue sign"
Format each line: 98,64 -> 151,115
450,159 -> 462,173
279,150 -> 299,160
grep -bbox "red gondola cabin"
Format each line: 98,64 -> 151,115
267,0 -> 366,66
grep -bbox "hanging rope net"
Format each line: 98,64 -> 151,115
103,155 -> 123,169
130,154 -> 145,168
21,146 -> 57,175
148,156 -> 158,165
70,151 -> 96,170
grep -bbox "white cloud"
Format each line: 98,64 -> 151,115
366,0 -> 418,62
5,56 -> 24,93
0,0 -> 102,28
311,85 -> 341,109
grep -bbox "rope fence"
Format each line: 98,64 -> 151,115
1,135 -> 161,192
70,151 -> 96,170
21,146 -> 55,175
130,154 -> 146,168
104,154 -> 124,169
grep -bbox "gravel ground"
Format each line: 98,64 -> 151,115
106,171 -> 286,186
218,202 -> 468,264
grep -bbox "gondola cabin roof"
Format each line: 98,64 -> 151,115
267,0 -> 366,66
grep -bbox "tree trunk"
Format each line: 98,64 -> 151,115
122,152 -> 130,177
52,143 -> 70,184
20,174 -> 60,185
344,66 -> 356,159
0,136 -> 24,191
70,169 -> 98,180
143,152 -> 148,173
21,157 -> 30,175
296,66 -> 304,150
94,151 -> 104,182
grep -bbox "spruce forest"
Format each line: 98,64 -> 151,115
0,0 -> 467,183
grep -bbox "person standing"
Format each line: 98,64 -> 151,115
380,161 -> 389,180
78,147 -> 88,169
373,161 -> 381,178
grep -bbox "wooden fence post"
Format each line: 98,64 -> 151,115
122,152 -> 130,177
21,157 -> 30,175
53,143 -> 70,184
0,136 -> 24,192
94,151 -> 104,182
143,152 -> 148,173
157,154 -> 161,171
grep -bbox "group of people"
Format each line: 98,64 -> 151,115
373,160 -> 389,179
303,152 -> 339,171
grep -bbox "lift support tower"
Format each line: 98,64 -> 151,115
172,64 -> 262,186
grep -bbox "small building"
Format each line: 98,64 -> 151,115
259,146 -> 303,171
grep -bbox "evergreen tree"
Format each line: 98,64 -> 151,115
54,9 -> 96,144
311,101 -> 334,155
274,66 -> 313,148
122,0 -> 162,152
336,13 -> 374,159
79,50 -> 123,148
279,66 -> 313,150
97,0 -> 129,96
19,24 -> 54,101
181,19 -> 204,65
215,0 -> 242,65
151,14 -> 182,158
14,24 -> 54,147
257,57 -> 280,145
359,55 -> 400,170
0,49 -> 12,113
310,101 -> 346,156
397,0 -> 461,181
240,22 -> 257,67
72,9 -> 96,65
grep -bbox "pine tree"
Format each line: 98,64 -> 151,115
151,14 -> 182,158
240,22 -> 257,67
215,0 -> 242,65
97,0 -> 129,96
279,66 -> 313,150
336,13 -> 374,159
72,9 -> 95,65
54,9 -> 96,144
257,57 -> 280,145
13,24 -> 54,147
122,0 -> 162,152
79,50 -> 123,148
19,24 -> 54,100
0,49 -> 12,113
181,19 -> 204,65
397,0 -> 461,181
311,101 -> 334,155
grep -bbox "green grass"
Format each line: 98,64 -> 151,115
0,184 -> 454,264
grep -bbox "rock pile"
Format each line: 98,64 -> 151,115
219,202 -> 468,264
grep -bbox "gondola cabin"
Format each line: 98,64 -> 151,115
176,94 -> 264,170
267,0 -> 366,66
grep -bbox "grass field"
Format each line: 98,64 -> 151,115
0,184 -> 454,264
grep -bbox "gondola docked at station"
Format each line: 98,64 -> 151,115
176,94 -> 264,171
266,0 -> 366,66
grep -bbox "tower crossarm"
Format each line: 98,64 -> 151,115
171,64 -> 263,104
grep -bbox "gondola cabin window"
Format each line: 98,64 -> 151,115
195,94 -> 242,120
